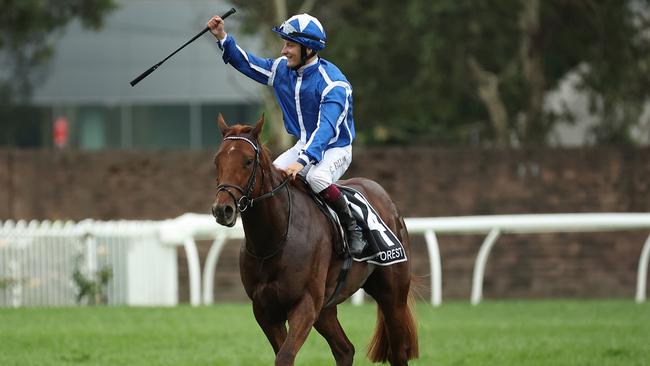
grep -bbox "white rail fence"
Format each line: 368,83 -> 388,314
2,213 -> 649,307
405,213 -> 650,305
0,220 -> 177,307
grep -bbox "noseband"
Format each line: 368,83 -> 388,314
216,136 -> 289,212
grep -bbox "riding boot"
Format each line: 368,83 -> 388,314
328,195 -> 367,256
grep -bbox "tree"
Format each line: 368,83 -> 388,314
571,1 -> 650,144
228,1 -> 650,147
0,0 -> 117,103
0,0 -> 116,147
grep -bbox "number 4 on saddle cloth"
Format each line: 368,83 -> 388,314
340,185 -> 408,265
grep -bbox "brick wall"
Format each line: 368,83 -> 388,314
2,147 -> 649,301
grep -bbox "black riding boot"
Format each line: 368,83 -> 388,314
329,195 -> 367,256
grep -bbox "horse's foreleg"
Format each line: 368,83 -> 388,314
253,302 -> 288,355
314,306 -> 355,366
275,294 -> 318,366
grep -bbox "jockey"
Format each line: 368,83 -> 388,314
208,13 -> 367,255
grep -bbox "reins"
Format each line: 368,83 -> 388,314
216,135 -> 292,260
216,135 -> 289,212
215,132 -> 359,306
244,181 -> 292,261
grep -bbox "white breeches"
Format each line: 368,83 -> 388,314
273,141 -> 352,193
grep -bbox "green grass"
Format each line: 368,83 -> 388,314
0,300 -> 648,365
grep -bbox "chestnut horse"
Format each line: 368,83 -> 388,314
211,114 -> 418,366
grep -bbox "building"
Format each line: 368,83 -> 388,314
5,0 -> 263,149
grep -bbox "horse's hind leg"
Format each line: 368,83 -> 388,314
364,270 -> 418,365
253,302 -> 288,355
314,306 -> 355,366
376,297 -> 416,366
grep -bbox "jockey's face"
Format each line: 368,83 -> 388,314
281,40 -> 313,68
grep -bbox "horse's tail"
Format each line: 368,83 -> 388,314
367,291 -> 419,362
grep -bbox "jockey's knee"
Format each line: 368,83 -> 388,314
318,184 -> 341,202
306,170 -> 331,193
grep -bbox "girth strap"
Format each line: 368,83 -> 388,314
323,254 -> 353,308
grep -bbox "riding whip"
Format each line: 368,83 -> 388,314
129,7 -> 236,87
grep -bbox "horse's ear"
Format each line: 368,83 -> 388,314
251,114 -> 265,138
217,113 -> 229,136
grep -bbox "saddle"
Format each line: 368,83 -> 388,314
296,176 -> 408,266
295,176 -> 348,257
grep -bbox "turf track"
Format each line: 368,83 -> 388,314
0,300 -> 648,365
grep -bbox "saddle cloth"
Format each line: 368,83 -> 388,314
337,185 -> 408,266
297,176 -> 407,266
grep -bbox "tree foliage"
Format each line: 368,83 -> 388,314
0,0 -> 117,104
232,1 -> 650,146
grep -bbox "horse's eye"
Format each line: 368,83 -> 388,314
245,158 -> 253,167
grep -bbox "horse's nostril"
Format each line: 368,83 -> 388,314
224,205 -> 234,219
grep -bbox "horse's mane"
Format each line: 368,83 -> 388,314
223,123 -> 314,194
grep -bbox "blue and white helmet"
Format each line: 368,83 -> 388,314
272,14 -> 326,51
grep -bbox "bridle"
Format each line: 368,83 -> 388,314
215,135 -> 289,213
214,134 -> 292,260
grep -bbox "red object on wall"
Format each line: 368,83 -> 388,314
53,116 -> 69,148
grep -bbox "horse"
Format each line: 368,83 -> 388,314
211,114 -> 418,366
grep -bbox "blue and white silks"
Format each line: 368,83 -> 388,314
218,35 -> 355,166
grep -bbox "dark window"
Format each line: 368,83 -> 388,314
75,106 -> 121,149
132,105 -> 190,148
0,106 -> 50,148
